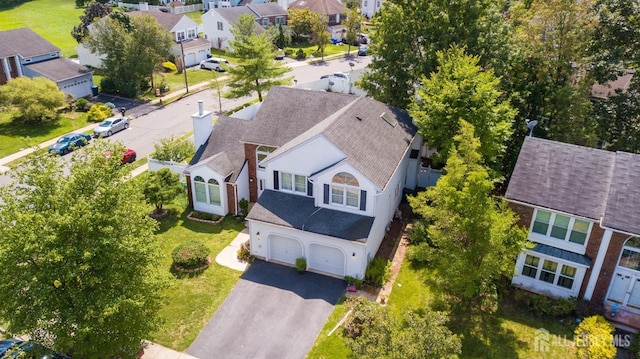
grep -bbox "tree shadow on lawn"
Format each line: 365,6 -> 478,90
0,116 -> 63,141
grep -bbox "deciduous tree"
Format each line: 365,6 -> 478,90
408,121 -> 529,311
225,15 -> 292,102
85,12 -> 172,98
71,2 -> 112,43
0,142 -> 171,358
0,77 -> 65,123
287,8 -> 321,41
343,7 -> 364,56
409,46 -> 516,172
143,168 -> 183,215
310,16 -> 330,61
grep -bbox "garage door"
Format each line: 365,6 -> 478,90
308,244 -> 345,277
269,235 -> 302,265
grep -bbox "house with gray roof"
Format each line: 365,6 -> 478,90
202,3 -> 287,50
77,10 -> 210,69
184,86 -> 422,278
506,136 -> 640,330
0,28 -> 94,98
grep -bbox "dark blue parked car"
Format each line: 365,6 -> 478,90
48,133 -> 91,155
0,339 -> 69,358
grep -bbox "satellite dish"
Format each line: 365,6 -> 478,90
525,119 -> 538,130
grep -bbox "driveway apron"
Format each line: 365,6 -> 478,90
186,260 -> 344,359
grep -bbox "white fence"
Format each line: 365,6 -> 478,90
147,158 -> 188,175
117,2 -> 203,14
172,4 -> 203,14
417,165 -> 442,188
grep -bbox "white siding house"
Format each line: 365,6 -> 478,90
184,87 -> 421,279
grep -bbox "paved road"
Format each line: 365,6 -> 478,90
186,261 -> 345,359
0,55 -> 371,186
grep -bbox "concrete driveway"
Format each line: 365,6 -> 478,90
186,260 -> 345,359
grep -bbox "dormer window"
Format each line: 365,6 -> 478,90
531,209 -> 591,245
331,172 -> 359,208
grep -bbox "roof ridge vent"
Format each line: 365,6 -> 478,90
380,112 -> 398,127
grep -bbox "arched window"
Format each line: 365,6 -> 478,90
618,237 -> 640,271
256,145 -> 277,170
331,172 -> 359,207
208,178 -> 221,205
194,176 -> 206,203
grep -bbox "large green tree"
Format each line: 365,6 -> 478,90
143,168 -> 184,215
344,296 -> 461,359
409,46 -> 516,172
0,142 -> 171,358
0,77 -> 65,123
310,15 -> 330,61
343,7 -> 364,56
85,12 -> 172,98
287,8 -> 321,41
408,121 -> 528,311
71,1 -> 112,43
225,14 -> 292,102
359,0 -> 512,108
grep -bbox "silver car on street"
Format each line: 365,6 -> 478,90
94,116 -> 130,138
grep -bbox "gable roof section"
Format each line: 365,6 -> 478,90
266,94 -> 417,190
602,152 -> 640,235
506,137 -> 615,221
130,10 -> 184,32
591,70 -> 635,100
247,3 -> 287,17
289,0 -> 344,15
242,86 -> 356,146
187,116 -> 253,182
214,6 -> 264,34
506,137 -> 640,235
25,57 -> 92,82
247,190 -> 374,242
0,28 -> 58,58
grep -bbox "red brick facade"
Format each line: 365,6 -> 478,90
226,183 -> 237,214
244,143 -> 259,202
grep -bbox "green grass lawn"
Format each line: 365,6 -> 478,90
149,195 -> 245,350
0,0 -> 83,57
0,110 -> 92,158
307,261 -> 577,358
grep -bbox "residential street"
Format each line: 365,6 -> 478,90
0,55 -> 371,187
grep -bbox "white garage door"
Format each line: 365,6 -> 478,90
308,244 -> 345,277
269,235 -> 302,265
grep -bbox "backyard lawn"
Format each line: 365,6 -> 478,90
0,0 -> 83,57
149,195 -> 245,350
307,262 -> 578,358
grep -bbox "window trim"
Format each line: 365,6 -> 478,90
256,145 -> 276,170
529,208 -> 592,254
515,252 -> 583,294
279,171 -> 307,195
193,175 -> 223,207
330,172 -> 360,208
208,178 -> 221,205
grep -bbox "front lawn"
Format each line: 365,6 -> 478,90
149,195 -> 245,350
0,110 -> 92,158
0,0 -> 83,57
307,262 -> 577,358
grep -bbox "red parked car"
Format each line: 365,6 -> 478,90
104,148 -> 137,165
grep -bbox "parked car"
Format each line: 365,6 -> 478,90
320,72 -> 349,80
199,57 -> 229,71
275,49 -> 285,60
94,116 -> 130,138
104,148 -> 137,165
0,339 -> 21,357
357,45 -> 369,56
0,340 -> 69,359
48,133 -> 91,155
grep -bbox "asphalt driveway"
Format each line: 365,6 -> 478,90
186,260 -> 345,359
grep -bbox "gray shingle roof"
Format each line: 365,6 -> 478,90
215,6 -> 265,34
246,190 -> 374,242
531,243 -> 592,266
25,57 -> 92,82
247,3 -> 287,17
187,116 -> 253,182
506,137 -> 640,235
289,0 -> 344,15
602,152 -> 640,234
130,10 -> 184,32
0,28 -> 59,58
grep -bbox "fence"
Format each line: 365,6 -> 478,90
147,158 -> 188,175
417,165 -> 442,188
116,2 -> 203,14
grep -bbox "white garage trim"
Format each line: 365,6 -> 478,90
308,243 -> 346,277
268,235 -> 303,266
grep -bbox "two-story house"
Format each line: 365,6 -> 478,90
184,87 -> 422,279
506,137 -> 640,330
77,9 -> 211,69
202,3 -> 288,50
0,28 -> 94,98
288,0 -> 346,40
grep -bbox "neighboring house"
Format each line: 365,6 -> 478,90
288,0 -> 345,40
0,28 -> 94,98
202,3 -> 287,50
361,0 -> 383,19
77,9 -> 211,69
184,86 -> 423,278
506,137 -> 640,330
591,69 -> 635,100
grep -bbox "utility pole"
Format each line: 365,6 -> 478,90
180,40 -> 189,94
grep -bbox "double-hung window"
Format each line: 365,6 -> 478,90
531,209 -> 591,245
194,176 -> 206,203
520,254 -> 578,290
208,179 -> 221,205
331,172 -> 359,208
280,172 -> 306,194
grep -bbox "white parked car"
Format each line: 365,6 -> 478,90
93,116 -> 129,138
200,57 -> 229,72
320,72 -> 349,80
